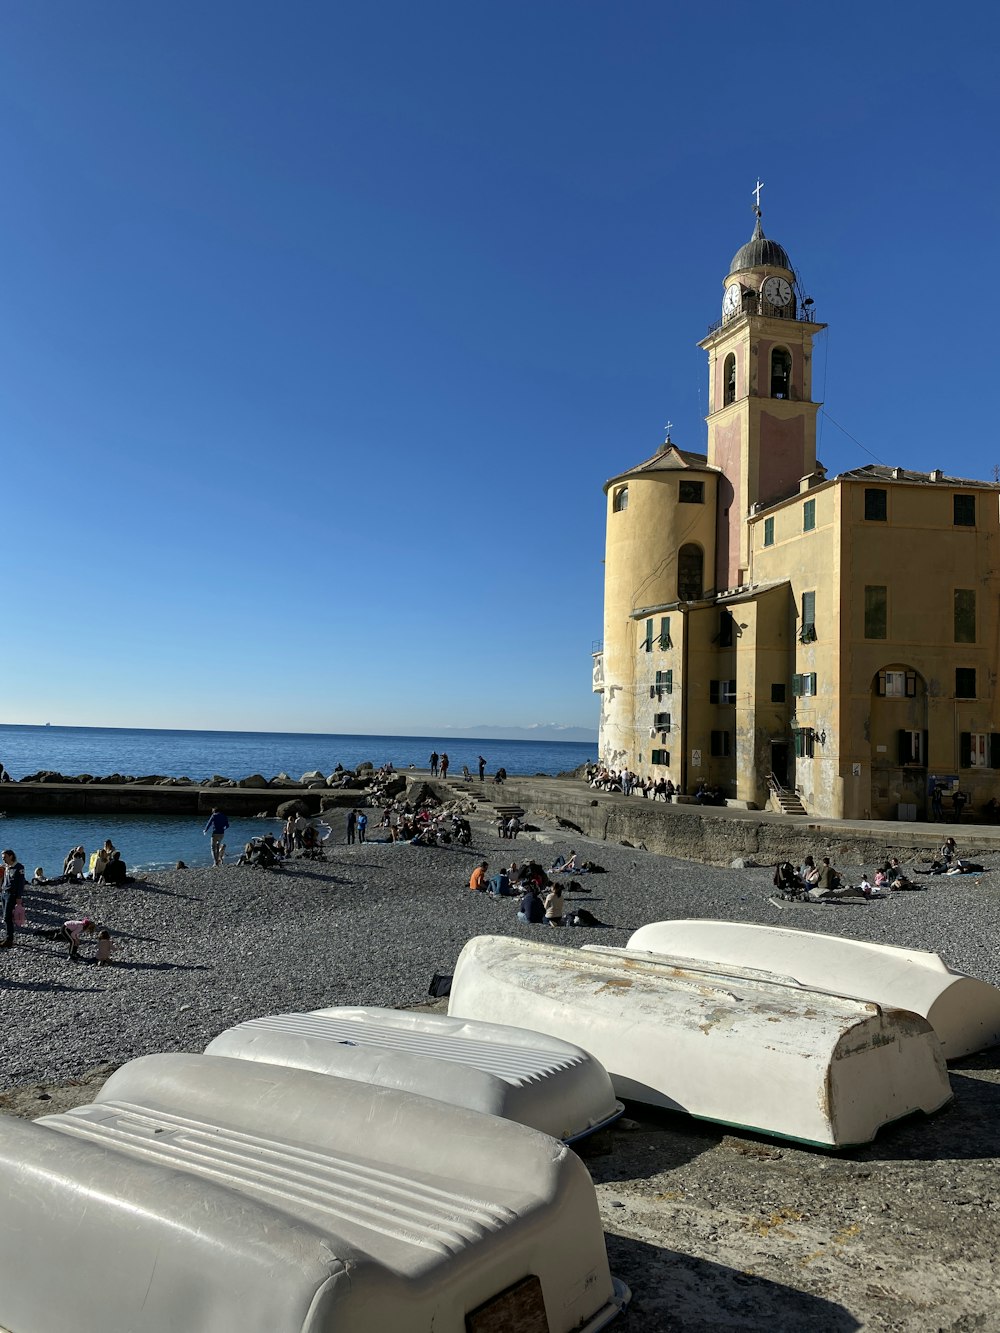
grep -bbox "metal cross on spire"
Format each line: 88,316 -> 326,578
752,178 -> 764,215
663,421 -> 673,443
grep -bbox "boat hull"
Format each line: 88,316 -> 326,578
448,935 -> 952,1148
625,920 -> 1000,1059
205,1006 -> 622,1142
0,1053 -> 628,1333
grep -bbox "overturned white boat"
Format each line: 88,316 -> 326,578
448,935 -> 952,1149
0,1053 -> 628,1333
625,920 -> 1000,1060
205,1006 -> 622,1142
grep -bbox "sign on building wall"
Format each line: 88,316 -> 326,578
851,763 -> 861,777
691,749 -> 702,768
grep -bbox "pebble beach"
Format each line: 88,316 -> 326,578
4,809 -> 1000,1330
2,807 -> 998,1092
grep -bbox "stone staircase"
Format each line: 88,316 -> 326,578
771,788 -> 808,816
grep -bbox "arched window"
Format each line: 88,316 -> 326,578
678,544 -> 703,601
613,485 -> 628,512
723,353 -> 736,406
770,347 -> 792,399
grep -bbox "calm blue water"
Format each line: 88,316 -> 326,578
0,724 -> 596,873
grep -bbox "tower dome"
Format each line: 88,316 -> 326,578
728,215 -> 792,275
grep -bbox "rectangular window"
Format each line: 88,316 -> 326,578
650,748 -> 670,766
803,498 -> 816,532
877,670 -> 916,698
864,585 -> 887,639
710,679 -> 737,704
771,683 -> 786,703
956,667 -> 977,699
954,494 -> 976,526
719,610 -> 734,648
710,730 -> 731,757
898,730 -> 925,765
679,480 -> 704,504
961,733 -> 1000,768
792,672 -> 817,697
659,616 -> 672,649
655,669 -> 673,694
954,589 -> 976,643
642,619 -> 653,652
793,727 -> 815,758
864,488 -> 887,521
800,591 -> 816,641
763,516 -> 774,547
653,713 -> 671,731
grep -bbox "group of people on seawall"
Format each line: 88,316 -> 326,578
585,766 -> 724,802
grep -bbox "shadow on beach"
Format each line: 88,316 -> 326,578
604,1233 -> 861,1333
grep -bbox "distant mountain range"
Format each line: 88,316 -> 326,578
453,723 -> 598,744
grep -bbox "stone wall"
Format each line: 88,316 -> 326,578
502,778 -> 972,867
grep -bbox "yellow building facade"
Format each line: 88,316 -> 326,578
596,210 -> 1000,821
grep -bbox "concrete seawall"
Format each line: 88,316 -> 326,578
0,783 -> 359,817
494,776 -> 1000,866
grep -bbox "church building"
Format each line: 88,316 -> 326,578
595,203 -> 1000,821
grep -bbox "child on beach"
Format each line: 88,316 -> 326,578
37,917 -> 97,960
96,930 -> 113,966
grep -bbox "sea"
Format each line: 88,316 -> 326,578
0,724 -> 596,874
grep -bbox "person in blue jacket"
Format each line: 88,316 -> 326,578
203,808 -> 230,866
517,883 -> 545,925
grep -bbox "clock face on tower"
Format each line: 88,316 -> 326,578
762,276 -> 792,308
722,283 -> 742,318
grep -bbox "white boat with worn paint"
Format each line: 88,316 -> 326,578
448,935 -> 952,1149
205,1006 -> 622,1142
0,1052 -> 628,1333
623,920 -> 1000,1059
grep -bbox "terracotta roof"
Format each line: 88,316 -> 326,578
838,464 -> 1000,491
604,443 -> 711,491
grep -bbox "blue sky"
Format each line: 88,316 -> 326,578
1,2 -> 997,736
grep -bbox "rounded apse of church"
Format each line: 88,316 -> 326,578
728,218 -> 792,276
603,467 -> 718,625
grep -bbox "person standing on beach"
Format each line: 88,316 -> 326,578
440,753 -> 449,779
430,751 -> 439,776
356,810 -> 368,843
204,808 -> 230,866
478,755 -> 487,783
346,808 -> 357,844
1,848 -> 26,948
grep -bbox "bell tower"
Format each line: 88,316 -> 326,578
699,188 -> 825,590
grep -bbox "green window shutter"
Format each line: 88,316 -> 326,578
954,589 -> 976,643
803,499 -> 816,531
864,586 -> 887,639
665,669 -> 673,694
898,730 -> 911,765
710,680 -> 719,704
792,673 -> 802,696
809,673 -> 817,695
763,516 -> 774,546
923,730 -> 929,766
990,734 -> 1000,769
960,732 -> 972,768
